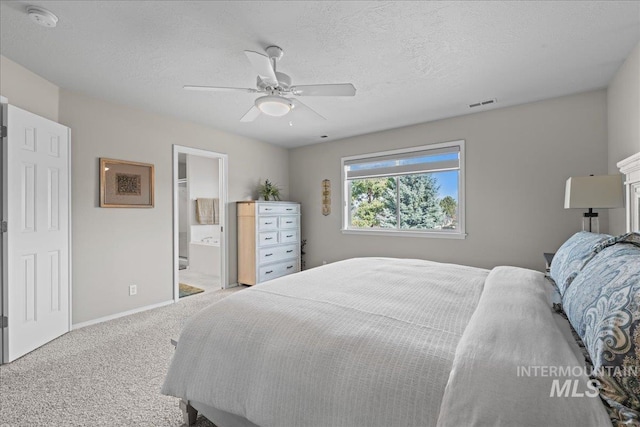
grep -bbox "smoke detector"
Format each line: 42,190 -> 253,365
27,6 -> 58,28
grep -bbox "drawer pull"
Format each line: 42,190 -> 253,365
265,221 -> 274,225
286,208 -> 293,211
265,208 -> 273,211
286,250 -> 293,253
285,221 -> 293,224
265,253 -> 273,257
265,237 -> 273,240
286,266 -> 293,269
286,235 -> 293,238
266,270 -> 273,274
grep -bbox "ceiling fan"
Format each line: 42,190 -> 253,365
184,45 -> 356,122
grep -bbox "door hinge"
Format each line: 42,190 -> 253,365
0,125 -> 6,138
1,221 -> 6,233
1,316 -> 7,328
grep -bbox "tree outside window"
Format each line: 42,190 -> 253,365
349,173 -> 457,230
343,141 -> 464,237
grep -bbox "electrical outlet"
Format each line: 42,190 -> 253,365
129,285 -> 137,296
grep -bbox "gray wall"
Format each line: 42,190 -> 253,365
289,90 -> 609,272
59,90 -> 289,324
608,41 -> 640,234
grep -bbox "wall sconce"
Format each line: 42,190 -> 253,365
322,179 -> 331,216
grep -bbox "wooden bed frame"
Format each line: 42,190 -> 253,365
180,399 -> 198,426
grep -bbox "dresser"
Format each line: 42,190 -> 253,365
237,201 -> 301,285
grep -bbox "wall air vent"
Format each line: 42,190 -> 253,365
469,98 -> 497,108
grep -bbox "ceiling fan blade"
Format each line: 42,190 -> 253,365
240,105 -> 261,122
244,51 -> 278,86
290,83 -> 356,96
291,99 -> 326,120
184,85 -> 259,93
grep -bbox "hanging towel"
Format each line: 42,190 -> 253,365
212,198 -> 219,225
195,198 -> 220,225
196,198 -> 215,224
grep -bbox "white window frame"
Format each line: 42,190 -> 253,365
341,140 -> 466,239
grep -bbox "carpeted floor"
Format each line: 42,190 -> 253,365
0,287 -> 242,427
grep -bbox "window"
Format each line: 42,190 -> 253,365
342,140 -> 465,238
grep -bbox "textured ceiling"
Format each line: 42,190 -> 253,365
1,1 -> 639,148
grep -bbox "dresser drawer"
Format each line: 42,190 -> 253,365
258,204 -> 299,215
279,215 -> 299,229
258,216 -> 278,230
258,260 -> 299,283
259,244 -> 298,264
258,231 -> 279,246
280,230 -> 298,243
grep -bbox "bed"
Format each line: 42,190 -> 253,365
163,153 -> 640,427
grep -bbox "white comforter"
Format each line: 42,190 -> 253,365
163,258 -> 611,427
437,266 -> 611,427
163,258 -> 488,427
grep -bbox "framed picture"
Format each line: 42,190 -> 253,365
99,158 -> 154,208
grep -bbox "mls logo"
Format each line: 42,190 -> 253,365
550,379 -> 600,398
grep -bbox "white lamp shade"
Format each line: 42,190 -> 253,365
564,174 -> 624,209
255,96 -> 292,117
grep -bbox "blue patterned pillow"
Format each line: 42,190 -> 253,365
549,231 -> 611,295
562,242 -> 640,424
594,232 -> 640,254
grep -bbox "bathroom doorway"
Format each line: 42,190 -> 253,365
172,145 -> 228,301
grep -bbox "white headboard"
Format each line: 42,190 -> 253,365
617,152 -> 640,232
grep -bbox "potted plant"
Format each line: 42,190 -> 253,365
258,179 -> 281,201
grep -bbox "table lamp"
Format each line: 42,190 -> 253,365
564,174 -> 624,233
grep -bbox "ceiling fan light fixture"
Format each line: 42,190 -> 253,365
255,95 -> 292,117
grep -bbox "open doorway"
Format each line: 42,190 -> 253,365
172,145 -> 228,301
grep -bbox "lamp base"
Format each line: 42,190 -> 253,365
582,216 -> 599,233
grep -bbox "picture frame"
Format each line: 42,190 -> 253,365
99,158 -> 154,208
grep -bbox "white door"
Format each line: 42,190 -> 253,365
2,105 -> 71,363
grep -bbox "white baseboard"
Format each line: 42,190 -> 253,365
72,300 -> 174,330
